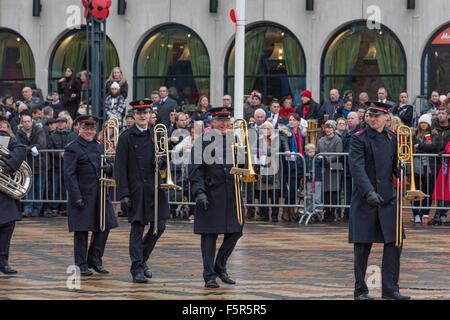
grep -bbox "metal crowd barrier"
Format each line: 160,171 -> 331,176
20,150 -> 450,223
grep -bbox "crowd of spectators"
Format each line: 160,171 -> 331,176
0,65 -> 449,225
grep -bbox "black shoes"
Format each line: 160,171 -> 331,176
205,279 -> 220,288
354,293 -> 375,300
80,269 -> 93,276
256,216 -> 269,221
0,265 -> 18,274
217,272 -> 236,285
89,264 -> 109,274
382,292 -> 411,300
144,267 -> 152,279
133,273 -> 148,283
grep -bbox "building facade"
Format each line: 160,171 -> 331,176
0,0 -> 449,108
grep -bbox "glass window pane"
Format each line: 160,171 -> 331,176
322,22 -> 406,103
0,29 -> 35,98
225,24 -> 306,100
135,25 -> 210,105
48,29 -> 119,93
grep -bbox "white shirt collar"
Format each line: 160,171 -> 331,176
136,125 -> 148,132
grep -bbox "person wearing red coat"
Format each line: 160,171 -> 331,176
431,139 -> 450,224
279,96 -> 296,118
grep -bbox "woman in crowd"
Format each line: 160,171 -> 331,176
0,120 -> 14,137
335,117 -> 347,138
255,121 -> 289,222
79,70 -> 91,115
422,91 -> 441,115
316,120 -> 343,223
105,67 -> 128,99
58,111 -> 74,131
411,113 -> 437,223
431,135 -> 450,225
282,113 -> 304,221
104,82 -> 127,129
279,96 -> 296,118
58,67 -> 81,120
191,95 -> 210,124
388,115 -> 403,133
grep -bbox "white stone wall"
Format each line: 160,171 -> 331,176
0,0 -> 449,106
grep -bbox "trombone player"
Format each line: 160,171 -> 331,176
348,101 -> 410,300
189,106 -> 244,288
64,116 -> 118,276
115,100 -> 169,283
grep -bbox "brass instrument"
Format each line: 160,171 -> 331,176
396,125 -> 429,247
99,116 -> 119,232
153,123 -> 181,235
0,144 -> 32,199
307,119 -> 320,145
230,118 -> 262,225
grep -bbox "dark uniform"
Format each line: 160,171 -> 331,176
115,99 -> 169,283
348,101 -> 409,300
0,132 -> 26,274
63,116 -> 118,275
189,106 -> 244,288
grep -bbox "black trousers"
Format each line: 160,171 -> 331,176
201,232 -> 242,282
129,220 -> 166,276
354,242 -> 402,297
74,230 -> 110,271
0,221 -> 15,267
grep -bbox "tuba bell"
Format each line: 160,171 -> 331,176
0,144 -> 32,199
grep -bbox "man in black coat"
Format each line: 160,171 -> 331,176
115,99 -> 170,283
155,86 -> 180,127
0,132 -> 27,275
64,116 -> 118,276
348,101 -> 410,300
189,106 -> 244,288
295,90 -> 323,125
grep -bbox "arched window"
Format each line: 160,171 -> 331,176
422,24 -> 450,97
48,28 -> 119,94
225,23 -> 306,104
0,28 -> 35,98
134,24 -> 210,106
321,21 -> 406,103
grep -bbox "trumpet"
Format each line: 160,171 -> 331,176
153,123 -> 181,235
99,116 -> 119,232
230,118 -> 262,225
396,125 -> 429,247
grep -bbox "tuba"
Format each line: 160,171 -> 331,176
99,116 -> 119,232
153,123 -> 181,235
0,144 -> 32,199
230,118 -> 262,225
396,125 -> 428,247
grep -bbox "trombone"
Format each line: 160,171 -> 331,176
153,123 -> 181,235
99,115 -> 119,232
396,125 -> 429,247
230,118 -> 262,225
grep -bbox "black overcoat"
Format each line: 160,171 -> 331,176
114,124 -> 169,224
63,135 -> 118,232
0,132 -> 26,225
348,126 -> 405,244
189,131 -> 244,234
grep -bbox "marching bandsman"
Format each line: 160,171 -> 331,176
348,101 -> 410,300
115,99 -> 169,283
189,106 -> 244,288
64,115 -> 118,276
0,131 -> 26,275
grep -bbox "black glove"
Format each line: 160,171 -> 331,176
120,196 -> 132,212
365,190 -> 384,208
72,199 -> 85,209
100,163 -> 113,176
1,164 -> 15,176
195,191 -> 209,211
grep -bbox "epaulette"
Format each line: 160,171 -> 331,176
354,128 -> 366,136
